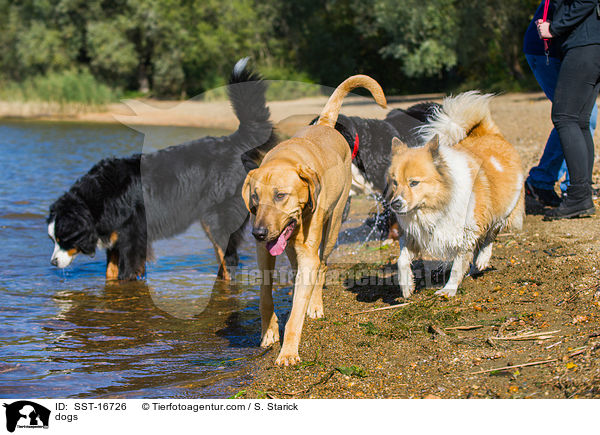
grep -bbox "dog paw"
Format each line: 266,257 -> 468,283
260,328 -> 279,347
400,283 -> 415,299
435,287 -> 458,297
306,303 -> 324,319
474,244 -> 493,272
275,352 -> 300,366
474,256 -> 491,273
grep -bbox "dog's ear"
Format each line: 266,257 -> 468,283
297,165 -> 321,212
391,137 -> 408,154
242,170 -> 256,213
428,135 -> 440,159
76,208 -> 99,255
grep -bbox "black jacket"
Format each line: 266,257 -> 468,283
524,1 -> 561,57
550,0 -> 600,52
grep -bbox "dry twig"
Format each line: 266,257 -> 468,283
471,359 -> 558,375
557,286 -> 592,306
489,329 -> 560,341
351,302 -> 413,315
445,325 -> 484,331
567,347 -> 587,359
545,340 -> 563,350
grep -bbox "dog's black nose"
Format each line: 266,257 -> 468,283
390,197 -> 406,213
252,227 -> 268,241
51,258 -> 58,266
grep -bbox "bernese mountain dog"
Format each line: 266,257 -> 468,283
47,58 -> 277,281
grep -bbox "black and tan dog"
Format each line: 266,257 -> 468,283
242,75 -> 387,365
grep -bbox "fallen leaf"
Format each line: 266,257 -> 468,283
572,315 -> 589,324
336,365 -> 367,378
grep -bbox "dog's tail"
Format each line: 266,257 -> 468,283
418,91 -> 501,147
316,75 -> 387,128
404,101 -> 441,123
227,57 -> 275,152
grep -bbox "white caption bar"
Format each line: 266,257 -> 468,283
0,399 -> 594,434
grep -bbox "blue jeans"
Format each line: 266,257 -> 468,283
525,54 -> 598,193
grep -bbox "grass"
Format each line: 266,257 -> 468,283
457,74 -> 540,94
202,64 -> 322,102
228,390 -> 247,399
359,321 -> 380,336
336,365 -> 368,378
385,297 -> 463,338
0,70 -> 119,107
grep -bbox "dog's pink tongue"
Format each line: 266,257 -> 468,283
266,223 -> 295,256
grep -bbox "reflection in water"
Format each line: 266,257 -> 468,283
0,120 -> 293,398
41,280 -> 260,398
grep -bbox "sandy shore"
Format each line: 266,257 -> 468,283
0,93 -> 446,134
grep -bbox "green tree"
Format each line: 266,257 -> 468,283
375,0 -> 459,78
86,20 -> 138,85
457,0 -> 539,88
0,0 -> 544,99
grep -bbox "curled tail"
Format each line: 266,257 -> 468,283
316,75 -> 387,128
419,91 -> 500,147
227,57 -> 274,150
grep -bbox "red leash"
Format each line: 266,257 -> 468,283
542,0 -> 550,63
351,133 -> 359,160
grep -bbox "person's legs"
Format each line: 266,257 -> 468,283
552,47 -> 599,187
526,55 -> 565,191
526,54 -> 560,101
528,129 -> 564,189
546,45 -> 600,219
558,101 -> 597,193
587,82 -> 600,179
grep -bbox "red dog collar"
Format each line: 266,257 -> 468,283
351,133 -> 359,160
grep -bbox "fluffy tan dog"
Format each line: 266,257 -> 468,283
386,92 -> 524,298
242,75 -> 386,365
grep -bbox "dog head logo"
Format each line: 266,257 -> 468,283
3,401 -> 50,433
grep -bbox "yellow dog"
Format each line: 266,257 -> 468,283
242,75 -> 386,365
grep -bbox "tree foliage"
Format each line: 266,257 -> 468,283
0,0 -> 540,98
375,0 -> 459,77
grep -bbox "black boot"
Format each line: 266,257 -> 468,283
525,180 -> 562,207
544,183 -> 595,220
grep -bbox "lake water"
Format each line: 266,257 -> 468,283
0,120 -> 295,398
